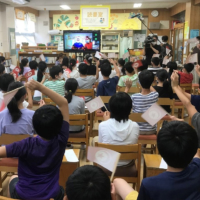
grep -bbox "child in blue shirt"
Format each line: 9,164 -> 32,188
97,59 -> 120,97
138,121 -> 200,200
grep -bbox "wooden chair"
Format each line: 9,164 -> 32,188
129,113 -> 159,154
68,114 -> 89,158
118,87 -> 140,93
192,83 -> 199,95
43,97 -> 56,106
21,76 -> 27,82
74,89 -> 95,136
95,96 -> 111,122
95,142 -> 141,192
180,83 -> 192,93
75,89 -> 95,100
0,134 -> 30,195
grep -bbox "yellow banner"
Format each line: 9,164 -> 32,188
53,13 -> 141,30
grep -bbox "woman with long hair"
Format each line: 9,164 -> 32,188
65,78 -> 85,133
0,82 -> 34,135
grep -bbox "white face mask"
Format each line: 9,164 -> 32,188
152,42 -> 157,45
59,74 -> 64,80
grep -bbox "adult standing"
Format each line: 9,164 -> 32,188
160,36 -> 173,58
143,35 -> 161,65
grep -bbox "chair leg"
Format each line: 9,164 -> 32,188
0,171 -> 3,196
181,108 -> 184,119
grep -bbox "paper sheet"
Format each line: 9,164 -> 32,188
10,64 -> 16,70
159,158 -> 167,169
40,54 -> 45,61
34,90 -> 42,98
65,149 -> 79,162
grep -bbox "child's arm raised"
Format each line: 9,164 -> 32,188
27,79 -> 69,123
110,59 -> 120,77
95,60 -> 100,80
171,72 -> 197,118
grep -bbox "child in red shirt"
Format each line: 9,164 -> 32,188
178,63 -> 194,84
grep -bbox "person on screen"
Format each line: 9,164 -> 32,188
72,37 -> 84,49
84,36 -> 93,50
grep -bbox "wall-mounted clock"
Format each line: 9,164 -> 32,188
151,10 -> 159,17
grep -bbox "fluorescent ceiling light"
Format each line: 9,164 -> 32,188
97,4 -> 102,6
133,3 -> 142,8
12,0 -> 28,4
60,5 -> 71,9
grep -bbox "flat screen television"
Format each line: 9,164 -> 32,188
63,30 -> 101,53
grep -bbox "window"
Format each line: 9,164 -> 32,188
15,13 -> 36,46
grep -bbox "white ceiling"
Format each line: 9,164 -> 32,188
0,0 -> 190,10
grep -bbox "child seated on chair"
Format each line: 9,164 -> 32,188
76,63 -> 99,102
98,92 -> 139,166
64,165 -> 138,200
148,57 -> 162,75
65,78 -> 85,133
138,121 -> 200,200
0,74 -> 33,109
0,81 -> 34,135
44,66 -> 65,96
97,59 -> 120,97
118,62 -> 138,88
0,79 -> 69,200
176,63 -> 194,84
125,70 -> 159,135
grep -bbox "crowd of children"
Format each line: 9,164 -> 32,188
0,46 -> 199,200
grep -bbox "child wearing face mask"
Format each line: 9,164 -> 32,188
44,66 -> 65,96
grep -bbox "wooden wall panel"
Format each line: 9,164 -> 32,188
195,0 -> 200,5
15,7 -> 39,16
170,3 -> 186,16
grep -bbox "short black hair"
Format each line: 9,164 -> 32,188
167,62 -> 177,73
66,165 -> 112,200
109,92 -> 132,122
0,64 -> 5,75
138,60 -> 148,72
162,36 -> 168,42
29,60 -> 38,70
139,70 -> 154,89
62,56 -> 69,68
196,36 -> 200,41
0,56 -> 5,63
184,63 -> 194,73
32,105 -> 63,140
158,121 -> 198,168
153,35 -> 158,40
124,62 -> 134,73
151,57 -> 160,66
99,59 -> 110,69
0,74 -> 14,91
79,63 -> 88,75
101,63 -> 112,77
50,66 -> 63,79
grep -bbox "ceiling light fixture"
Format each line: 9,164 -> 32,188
12,0 -> 30,4
133,3 -> 142,8
60,5 -> 71,10
97,4 -> 103,6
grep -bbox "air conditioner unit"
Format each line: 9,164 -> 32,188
149,22 -> 161,30
48,30 -> 63,35
12,0 -> 30,5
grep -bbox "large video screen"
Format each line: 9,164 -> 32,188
63,30 -> 101,52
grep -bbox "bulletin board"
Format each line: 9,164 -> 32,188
8,28 -> 16,56
133,30 -> 147,49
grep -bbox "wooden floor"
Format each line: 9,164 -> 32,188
1,109 -> 189,197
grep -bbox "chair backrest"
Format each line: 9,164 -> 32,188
43,97 -> 56,106
75,89 -> 95,99
21,76 -> 27,82
0,134 -> 30,145
100,96 -> 111,104
118,87 -> 140,93
157,98 -> 174,115
129,113 -> 146,123
180,83 -> 192,93
95,142 -> 141,161
69,114 -> 88,127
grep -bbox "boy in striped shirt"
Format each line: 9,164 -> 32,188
44,66 -> 65,97
125,70 -> 158,135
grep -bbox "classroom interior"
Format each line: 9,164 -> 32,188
0,0 -> 200,199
